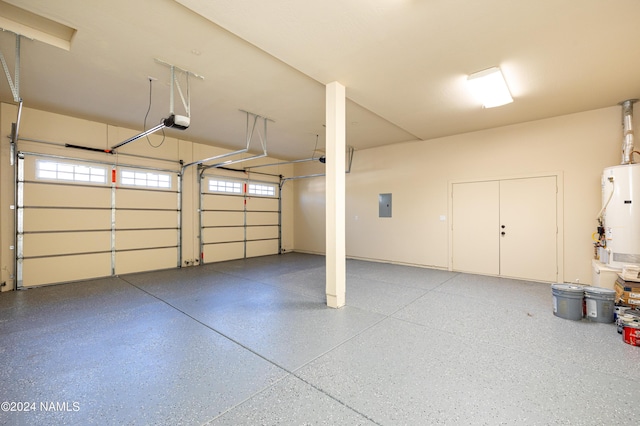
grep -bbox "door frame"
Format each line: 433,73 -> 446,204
447,171 -> 564,283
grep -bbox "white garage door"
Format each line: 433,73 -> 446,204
16,153 -> 180,288
199,172 -> 280,263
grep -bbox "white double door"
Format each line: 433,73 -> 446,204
451,176 -> 558,282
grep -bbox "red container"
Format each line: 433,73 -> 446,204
622,324 -> 640,346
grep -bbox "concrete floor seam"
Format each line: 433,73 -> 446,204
119,276 -> 383,425
118,276 -> 293,374
201,374 -> 294,425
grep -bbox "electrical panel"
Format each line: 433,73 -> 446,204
379,193 -> 392,218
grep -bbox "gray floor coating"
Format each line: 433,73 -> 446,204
0,253 -> 638,425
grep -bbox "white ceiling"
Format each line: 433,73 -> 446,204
2,0 -> 640,160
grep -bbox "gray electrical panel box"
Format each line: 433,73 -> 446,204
379,193 -> 392,218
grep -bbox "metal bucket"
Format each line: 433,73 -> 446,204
622,320 -> 640,346
551,284 -> 584,321
583,286 -> 616,323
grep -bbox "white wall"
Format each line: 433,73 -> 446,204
294,106 -> 631,284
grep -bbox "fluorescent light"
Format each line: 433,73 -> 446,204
467,67 -> 513,108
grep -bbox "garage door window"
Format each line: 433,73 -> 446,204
208,179 -> 243,194
247,183 -> 276,197
36,160 -> 107,184
120,170 -> 172,189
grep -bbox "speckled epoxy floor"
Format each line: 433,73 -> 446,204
1,253 -> 639,425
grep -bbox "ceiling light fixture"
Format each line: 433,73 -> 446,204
467,67 -> 513,108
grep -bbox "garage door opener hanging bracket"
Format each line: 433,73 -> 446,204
0,31 -> 22,103
65,59 -> 204,154
181,110 -> 272,175
1,31 -> 25,166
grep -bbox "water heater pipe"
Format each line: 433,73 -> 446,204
596,176 -> 615,221
621,99 -> 638,164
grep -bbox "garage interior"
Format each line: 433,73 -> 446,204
1,0 -> 640,424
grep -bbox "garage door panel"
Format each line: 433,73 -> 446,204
247,226 -> 278,240
24,183 -> 110,208
202,211 -> 244,227
246,212 -> 278,226
24,209 -> 111,232
115,248 -> 177,275
116,210 -> 177,229
22,253 -> 112,287
116,189 -> 178,210
203,242 -> 244,262
246,240 -> 279,258
202,227 -> 244,244
202,194 -> 244,210
246,197 -> 278,211
23,231 -> 111,257
116,229 -> 178,250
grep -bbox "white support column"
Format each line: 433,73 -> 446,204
325,81 -> 346,308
